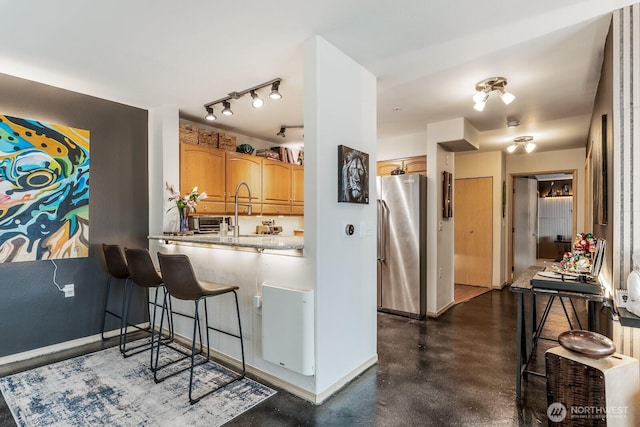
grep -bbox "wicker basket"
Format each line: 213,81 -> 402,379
218,133 -> 237,151
179,122 -> 198,145
198,129 -> 218,147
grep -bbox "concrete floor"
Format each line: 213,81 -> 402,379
0,287 -> 582,426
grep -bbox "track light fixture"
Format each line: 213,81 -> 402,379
507,136 -> 535,153
221,100 -> 233,116
473,77 -> 515,112
203,78 -> 282,120
205,106 -> 217,121
269,81 -> 282,100
250,90 -> 264,108
276,125 -> 303,138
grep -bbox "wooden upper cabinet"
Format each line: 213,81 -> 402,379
225,151 -> 262,214
180,143 -> 225,213
403,156 -> 427,174
377,159 -> 404,176
377,155 -> 426,176
262,158 -> 291,205
291,165 -> 304,205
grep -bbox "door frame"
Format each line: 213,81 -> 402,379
507,169 -> 577,282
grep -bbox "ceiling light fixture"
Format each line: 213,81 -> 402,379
221,100 -> 233,116
506,119 -> 520,127
205,106 -> 217,121
473,77 -> 515,111
269,81 -> 282,100
203,78 -> 282,119
250,90 -> 264,108
507,136 -> 535,153
276,125 -> 303,138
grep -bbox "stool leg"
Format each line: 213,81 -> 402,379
100,275 -> 113,341
153,291 -> 169,381
119,279 -> 134,354
189,299 -> 202,404
233,291 -> 246,376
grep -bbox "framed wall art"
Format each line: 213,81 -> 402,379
0,114 -> 90,262
338,145 -> 369,204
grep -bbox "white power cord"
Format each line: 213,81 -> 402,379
50,259 -> 64,292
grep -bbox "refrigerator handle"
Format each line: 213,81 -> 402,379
377,200 -> 383,260
380,200 -> 389,261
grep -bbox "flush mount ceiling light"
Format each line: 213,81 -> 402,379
507,136 -> 535,153
276,125 -> 303,138
203,78 -> 282,120
473,77 -> 515,112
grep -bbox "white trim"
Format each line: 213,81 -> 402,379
427,299 -> 455,318
314,355 -> 378,404
0,324 -> 148,366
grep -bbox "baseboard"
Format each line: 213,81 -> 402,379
0,323 -> 149,366
166,329 -> 377,405
427,300 -> 455,318
314,355 -> 378,404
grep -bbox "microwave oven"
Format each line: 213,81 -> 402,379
188,216 -> 232,233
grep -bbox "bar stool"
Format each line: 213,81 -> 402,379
155,252 -> 246,405
123,248 -> 175,364
101,244 -> 131,342
102,244 -> 156,356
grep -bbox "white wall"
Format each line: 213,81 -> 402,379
304,35 -> 378,397
456,151 -> 506,287
377,132 -> 428,160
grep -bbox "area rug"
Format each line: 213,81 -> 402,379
0,341 -> 275,426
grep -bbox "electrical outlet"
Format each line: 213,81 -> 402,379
63,284 -> 75,298
438,268 -> 443,279
253,295 -> 262,308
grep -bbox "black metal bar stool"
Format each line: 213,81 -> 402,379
123,248 -> 175,364
101,244 -> 132,342
155,252 -> 246,405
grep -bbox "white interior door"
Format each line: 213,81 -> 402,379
513,177 -> 538,279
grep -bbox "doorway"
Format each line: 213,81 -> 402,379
454,177 -> 493,288
511,172 -> 576,280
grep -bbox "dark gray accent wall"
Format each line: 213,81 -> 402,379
0,73 -> 149,357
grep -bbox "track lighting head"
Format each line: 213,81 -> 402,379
205,106 -> 217,121
277,126 -> 286,137
221,100 -> 233,116
250,91 -> 264,108
473,77 -> 515,111
269,81 -> 282,100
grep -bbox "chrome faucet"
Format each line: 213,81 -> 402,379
234,181 -> 252,237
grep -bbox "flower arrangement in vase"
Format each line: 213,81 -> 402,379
165,182 -> 207,234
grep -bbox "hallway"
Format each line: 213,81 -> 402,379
0,288 -> 579,426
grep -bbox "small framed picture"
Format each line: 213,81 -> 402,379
338,145 -> 369,204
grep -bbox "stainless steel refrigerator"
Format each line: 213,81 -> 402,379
377,174 -> 427,318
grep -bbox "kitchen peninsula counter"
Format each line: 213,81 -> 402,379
148,233 -> 304,251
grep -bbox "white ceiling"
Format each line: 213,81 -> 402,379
0,0 -> 635,152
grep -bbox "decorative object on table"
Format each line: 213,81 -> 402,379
0,340 -> 275,426
236,143 -> 254,154
626,252 -> 640,317
337,145 -> 369,204
557,330 -> 616,358
559,233 -> 605,278
165,183 -> 207,234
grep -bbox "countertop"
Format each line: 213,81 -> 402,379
148,233 -> 304,251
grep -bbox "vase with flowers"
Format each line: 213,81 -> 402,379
166,182 -> 207,234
